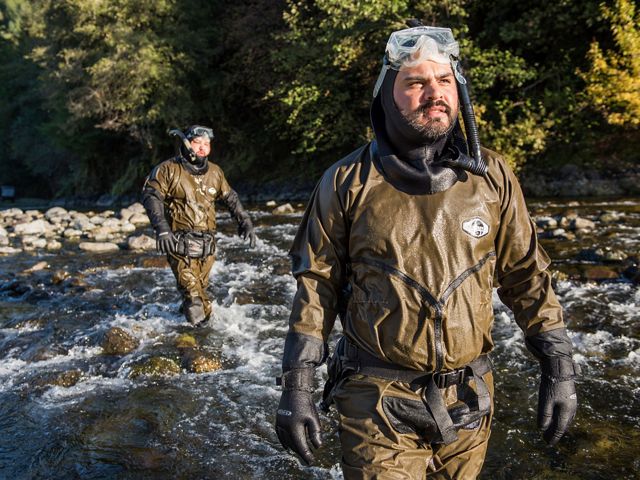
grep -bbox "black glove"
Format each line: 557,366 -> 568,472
538,357 -> 579,446
156,231 -> 177,254
238,221 -> 257,248
526,329 -> 579,446
275,368 -> 322,465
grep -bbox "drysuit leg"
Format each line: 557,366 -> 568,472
332,373 -> 493,480
168,254 -> 215,324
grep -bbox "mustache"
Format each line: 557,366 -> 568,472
416,100 -> 451,115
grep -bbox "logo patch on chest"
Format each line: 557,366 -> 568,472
208,187 -> 217,195
462,217 -> 489,238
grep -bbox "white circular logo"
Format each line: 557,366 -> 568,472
462,217 -> 489,238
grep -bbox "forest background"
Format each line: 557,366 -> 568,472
0,0 -> 638,199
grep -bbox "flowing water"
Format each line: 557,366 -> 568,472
0,198 -> 638,479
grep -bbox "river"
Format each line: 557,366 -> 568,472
0,197 -> 638,479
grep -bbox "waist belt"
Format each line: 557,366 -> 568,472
324,336 -> 492,445
346,340 -> 492,388
175,231 -> 216,258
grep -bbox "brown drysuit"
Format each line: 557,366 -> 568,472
142,157 -> 246,320
283,143 -> 565,478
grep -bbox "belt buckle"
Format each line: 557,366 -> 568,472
434,368 -> 465,388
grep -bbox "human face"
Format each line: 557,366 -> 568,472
189,136 -> 211,158
393,60 -> 459,139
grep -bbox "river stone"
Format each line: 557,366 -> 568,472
571,217 -> 596,231
598,211 -> 622,223
24,260 -> 49,273
22,236 -> 48,250
128,213 -> 150,226
89,215 -> 106,225
582,266 -> 620,281
51,270 -> 70,285
79,241 -> 119,253
51,370 -> 82,388
0,208 -> 23,218
0,236 -> 8,247
14,219 -> 50,236
63,228 -> 82,238
0,246 -> 21,254
45,207 -> 68,220
186,353 -> 222,373
102,326 -> 139,355
175,333 -> 198,349
0,226 -> 8,237
46,239 -> 62,250
128,202 -> 146,214
272,203 -> 295,214
127,234 -> 155,251
535,216 -> 558,229
129,356 -> 181,378
120,222 -> 136,233
265,200 -> 277,207
119,207 -> 134,222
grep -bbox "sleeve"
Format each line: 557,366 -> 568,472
283,168 -> 349,372
142,163 -> 172,234
492,159 -> 565,338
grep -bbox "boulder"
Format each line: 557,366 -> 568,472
14,219 -> 50,236
129,356 -> 181,378
101,326 -> 139,355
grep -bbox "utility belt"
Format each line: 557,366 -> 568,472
321,335 -> 493,445
174,230 -> 216,258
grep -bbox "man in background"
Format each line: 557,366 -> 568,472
142,125 -> 256,326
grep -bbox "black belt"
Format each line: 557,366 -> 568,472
343,338 -> 492,388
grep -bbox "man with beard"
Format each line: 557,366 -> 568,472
274,25 -> 579,478
142,125 -> 256,326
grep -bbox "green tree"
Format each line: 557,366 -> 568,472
580,0 -> 640,128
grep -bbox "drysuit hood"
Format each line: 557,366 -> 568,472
370,69 -> 467,195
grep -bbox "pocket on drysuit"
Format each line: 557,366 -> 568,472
381,374 -> 492,442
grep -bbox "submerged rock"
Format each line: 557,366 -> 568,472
175,333 -> 198,349
187,353 -> 222,373
102,327 -> 139,355
34,369 -> 82,388
129,356 -> 181,378
181,348 -> 222,373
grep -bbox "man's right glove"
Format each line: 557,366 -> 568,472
275,368 -> 322,465
538,356 -> 579,446
156,231 -> 177,254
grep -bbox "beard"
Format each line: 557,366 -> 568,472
402,100 -> 456,141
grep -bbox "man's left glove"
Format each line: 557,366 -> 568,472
275,368 -> 322,465
238,221 -> 257,248
526,328 -> 579,446
538,356 -> 579,446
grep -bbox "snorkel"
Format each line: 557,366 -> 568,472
168,128 -> 197,163
373,22 -> 488,176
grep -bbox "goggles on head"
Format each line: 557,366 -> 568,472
184,126 -> 215,141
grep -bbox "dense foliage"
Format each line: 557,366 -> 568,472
0,0 -> 638,197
